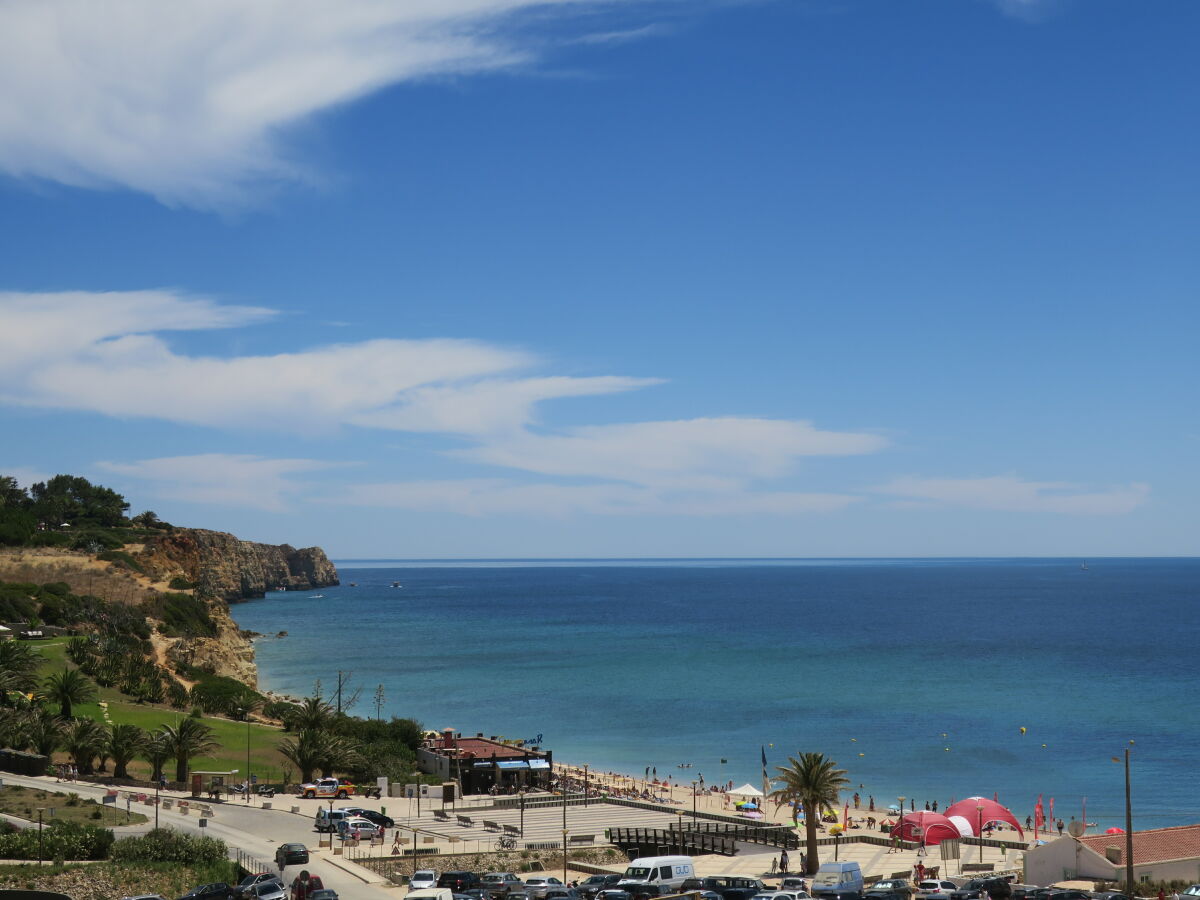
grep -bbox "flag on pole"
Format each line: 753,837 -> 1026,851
1082,797 -> 1087,832
761,746 -> 770,798
1049,797 -> 1055,827
843,802 -> 849,829
1035,794 -> 1045,836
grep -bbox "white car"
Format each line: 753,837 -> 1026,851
916,882 -> 958,900
247,882 -> 287,900
411,872 -> 439,892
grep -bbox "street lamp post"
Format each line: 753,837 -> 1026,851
245,713 -> 252,804
37,809 -> 44,866
692,780 -> 698,824
977,805 -> 985,866
520,789 -> 526,835
677,810 -> 684,855
584,764 -> 589,807
1123,748 -> 1134,896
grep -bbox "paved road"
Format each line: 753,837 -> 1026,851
0,773 -> 395,900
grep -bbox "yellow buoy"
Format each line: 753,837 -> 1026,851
1020,727 -> 1027,735
1042,743 -> 1047,748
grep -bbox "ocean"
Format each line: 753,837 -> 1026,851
229,558 -> 1200,830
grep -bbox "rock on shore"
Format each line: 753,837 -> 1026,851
139,528 -> 339,602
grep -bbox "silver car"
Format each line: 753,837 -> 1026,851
525,878 -> 567,900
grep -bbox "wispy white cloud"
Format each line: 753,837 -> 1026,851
875,475 -> 1149,515
457,418 -> 887,489
0,290 -> 651,435
342,478 -> 860,518
0,0 -> 668,207
99,453 -> 346,512
990,0 -> 1066,23
569,24 -> 667,45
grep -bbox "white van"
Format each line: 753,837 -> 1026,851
314,808 -> 353,833
407,891 -> 454,900
619,856 -> 695,890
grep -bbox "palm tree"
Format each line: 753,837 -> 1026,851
317,733 -> 363,778
161,717 -> 219,783
63,717 -> 107,775
277,728 -> 326,784
289,696 -> 335,732
107,723 -> 147,779
769,752 -> 850,875
143,729 -> 171,783
43,668 -> 97,719
26,711 -> 65,759
0,708 -> 30,749
0,641 -> 41,698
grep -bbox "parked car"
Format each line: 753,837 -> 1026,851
1091,893 -> 1130,900
596,892 -> 632,900
178,884 -> 233,900
753,892 -> 806,900
459,889 -> 490,900
812,864 -> 864,900
1180,888 -> 1200,900
682,877 -> 767,900
915,882 -> 958,900
579,876 -> 623,899
290,874 -> 323,900
337,816 -> 383,840
438,873 -> 484,893
781,883 -> 810,895
235,876 -> 283,900
246,882 -> 286,900
869,882 -> 912,900
275,843 -> 310,867
410,872 -> 440,891
483,875 -> 526,897
544,891 -> 579,900
309,892 -> 338,900
525,879 -> 566,900
949,880 -> 994,900
1045,891 -> 1091,900
342,807 -> 395,828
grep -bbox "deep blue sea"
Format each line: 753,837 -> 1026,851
229,558 -> 1200,831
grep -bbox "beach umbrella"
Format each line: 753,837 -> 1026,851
894,811 -> 962,845
944,797 -> 1024,837
1106,827 -> 1125,834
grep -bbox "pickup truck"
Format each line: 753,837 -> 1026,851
298,777 -> 353,799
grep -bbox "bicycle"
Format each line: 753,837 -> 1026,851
495,834 -> 518,850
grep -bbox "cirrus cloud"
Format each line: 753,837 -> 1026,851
0,0 -> 668,207
876,475 -> 1150,515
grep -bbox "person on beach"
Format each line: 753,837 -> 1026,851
780,850 -> 789,873
914,862 -> 925,883
770,858 -> 778,875
869,796 -> 875,812
932,801 -> 938,812
854,792 -> 860,809
1057,819 -> 1064,836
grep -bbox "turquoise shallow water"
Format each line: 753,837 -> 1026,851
230,558 -> 1200,830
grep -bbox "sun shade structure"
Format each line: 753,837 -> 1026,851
729,783 -> 764,797
894,811 -> 963,844
944,797 -> 1024,837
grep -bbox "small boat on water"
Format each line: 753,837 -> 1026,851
309,594 -> 324,599
1081,562 -> 1089,570
391,581 -> 402,588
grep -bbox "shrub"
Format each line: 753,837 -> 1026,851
147,593 -> 216,638
27,532 -> 71,547
168,576 -> 194,590
71,530 -> 125,552
109,828 -> 227,865
0,820 -> 114,860
97,550 -> 147,574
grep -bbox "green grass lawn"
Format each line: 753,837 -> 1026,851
31,637 -> 292,784
0,784 -> 147,826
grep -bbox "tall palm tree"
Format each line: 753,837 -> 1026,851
317,733 -> 363,778
0,642 -> 41,699
277,728 -> 326,784
0,708 -> 30,749
107,723 -> 147,779
26,711 -> 65,759
143,729 -> 171,782
769,752 -> 850,875
63,717 -> 107,775
161,717 -> 219,783
289,696 -> 335,733
43,668 -> 97,719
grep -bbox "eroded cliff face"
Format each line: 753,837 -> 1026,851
138,528 -> 339,602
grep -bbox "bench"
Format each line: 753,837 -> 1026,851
568,834 -> 595,845
457,815 -> 474,827
483,820 -> 502,832
503,825 -> 522,836
433,810 -> 451,821
962,864 -> 995,873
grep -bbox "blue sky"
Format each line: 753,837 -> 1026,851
1,0 -> 1196,557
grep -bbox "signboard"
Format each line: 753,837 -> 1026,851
941,839 -> 961,860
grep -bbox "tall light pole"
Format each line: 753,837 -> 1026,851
897,796 -> 905,841
36,809 -> 44,866
245,712 -> 252,804
976,805 -> 985,866
1123,748 -> 1134,896
520,789 -> 526,836
692,780 -> 698,824
584,764 -> 589,807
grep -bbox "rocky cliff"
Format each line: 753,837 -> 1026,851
138,528 -> 339,602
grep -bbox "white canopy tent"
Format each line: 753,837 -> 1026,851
729,783 -> 764,797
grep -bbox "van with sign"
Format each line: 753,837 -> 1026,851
619,857 -> 695,890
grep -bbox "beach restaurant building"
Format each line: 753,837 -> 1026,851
1025,825 -> 1200,886
418,729 -> 553,795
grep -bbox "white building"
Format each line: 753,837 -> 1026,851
1025,826 -> 1200,886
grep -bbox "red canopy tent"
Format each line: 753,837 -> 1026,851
944,797 -> 1024,837
894,811 -> 962,845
